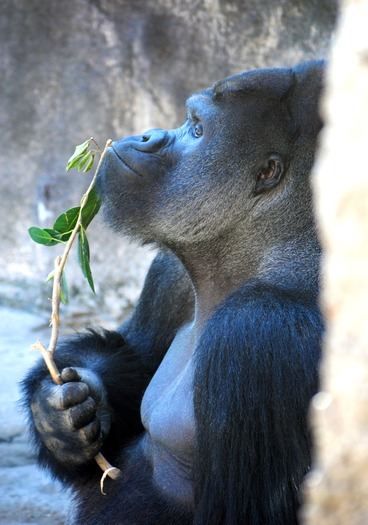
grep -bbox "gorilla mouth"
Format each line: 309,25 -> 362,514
111,146 -> 143,177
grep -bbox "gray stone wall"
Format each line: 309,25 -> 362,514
0,0 -> 337,324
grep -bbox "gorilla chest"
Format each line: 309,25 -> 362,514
140,324 -> 196,503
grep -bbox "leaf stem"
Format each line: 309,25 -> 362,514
90,136 -> 102,153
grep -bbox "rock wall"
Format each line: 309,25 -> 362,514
0,0 -> 337,324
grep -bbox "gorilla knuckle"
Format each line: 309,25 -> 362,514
81,418 -> 101,444
68,397 -> 97,430
59,382 -> 89,408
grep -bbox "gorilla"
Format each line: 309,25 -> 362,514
22,61 -> 325,525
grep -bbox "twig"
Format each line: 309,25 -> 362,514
31,338 -> 63,385
31,139 -> 121,490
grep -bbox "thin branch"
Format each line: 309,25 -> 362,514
32,139 -> 120,489
31,340 -> 63,385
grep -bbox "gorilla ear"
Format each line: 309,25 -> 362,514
254,154 -> 285,195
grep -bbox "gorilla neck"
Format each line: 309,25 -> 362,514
168,229 -> 263,332
169,228 -> 319,333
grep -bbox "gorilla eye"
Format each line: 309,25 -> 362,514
259,161 -> 277,180
194,123 -> 203,138
254,155 -> 285,195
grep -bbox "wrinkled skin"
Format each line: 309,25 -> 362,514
24,61 -> 325,525
30,367 -> 111,465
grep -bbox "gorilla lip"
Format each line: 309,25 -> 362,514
111,146 -> 143,177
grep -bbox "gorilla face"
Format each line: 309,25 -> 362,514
97,62 -> 324,250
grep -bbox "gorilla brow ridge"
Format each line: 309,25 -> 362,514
185,93 -> 214,116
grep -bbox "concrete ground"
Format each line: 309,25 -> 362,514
0,307 -> 69,524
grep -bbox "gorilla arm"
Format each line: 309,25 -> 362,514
21,250 -> 194,484
193,280 -> 323,525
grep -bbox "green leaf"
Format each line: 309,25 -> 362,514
78,150 -> 93,172
60,270 -> 69,304
28,227 -> 61,246
83,153 -> 95,173
82,152 -> 95,173
44,228 -> 65,243
45,269 -> 55,283
81,187 -> 101,229
66,154 -> 83,171
53,207 -> 80,238
78,227 -> 95,293
65,139 -> 90,172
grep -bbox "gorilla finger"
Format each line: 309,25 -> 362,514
44,436 -> 100,465
49,382 -> 89,409
62,439 -> 102,464
61,367 -> 82,383
82,439 -> 103,460
69,397 -> 97,429
71,367 -> 105,403
81,418 -> 101,444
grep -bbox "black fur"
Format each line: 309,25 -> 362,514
72,442 -> 193,525
193,282 -> 323,524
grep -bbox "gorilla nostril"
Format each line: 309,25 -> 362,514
135,129 -> 170,152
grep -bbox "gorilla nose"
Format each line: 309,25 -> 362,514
135,128 -> 170,152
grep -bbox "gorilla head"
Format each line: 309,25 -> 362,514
97,61 -> 324,290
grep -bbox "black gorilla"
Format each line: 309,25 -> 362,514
23,61 -> 325,525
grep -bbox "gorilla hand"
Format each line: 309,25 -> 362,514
30,367 -> 111,466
